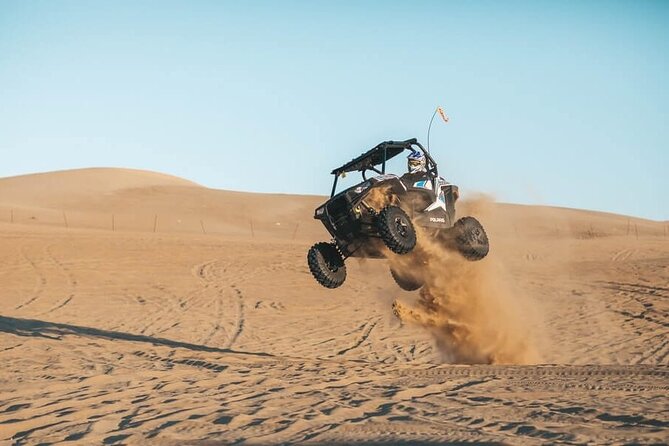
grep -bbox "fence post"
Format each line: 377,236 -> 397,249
62,211 -> 68,229
250,219 -> 255,238
200,220 -> 206,234
292,223 -> 299,240
153,214 -> 158,233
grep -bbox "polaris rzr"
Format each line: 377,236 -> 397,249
308,138 -> 489,289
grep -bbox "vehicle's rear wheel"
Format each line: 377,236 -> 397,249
376,206 -> 416,255
453,216 -> 489,261
307,242 -> 347,288
390,267 -> 423,291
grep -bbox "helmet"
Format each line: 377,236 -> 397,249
407,150 -> 426,173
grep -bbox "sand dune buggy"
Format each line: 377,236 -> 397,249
308,138 -> 489,289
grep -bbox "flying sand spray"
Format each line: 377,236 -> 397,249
390,107 -> 539,364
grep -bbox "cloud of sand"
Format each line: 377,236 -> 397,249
390,196 -> 541,365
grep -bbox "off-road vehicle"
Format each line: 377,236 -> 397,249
308,138 -> 489,289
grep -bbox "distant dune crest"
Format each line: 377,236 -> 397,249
0,168 -> 664,238
0,167 -> 200,192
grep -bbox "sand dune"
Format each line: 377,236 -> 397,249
0,168 -> 199,205
0,168 -> 324,238
0,168 -> 667,444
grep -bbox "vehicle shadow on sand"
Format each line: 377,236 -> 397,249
0,315 -> 272,358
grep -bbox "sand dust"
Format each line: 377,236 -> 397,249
377,193 -> 541,365
390,243 -> 540,365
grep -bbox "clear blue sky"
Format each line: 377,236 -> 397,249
1,1 -> 667,220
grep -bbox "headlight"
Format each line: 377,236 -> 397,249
315,207 -> 325,216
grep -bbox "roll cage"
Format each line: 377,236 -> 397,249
329,138 -> 438,197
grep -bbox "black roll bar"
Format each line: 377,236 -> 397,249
329,138 -> 438,197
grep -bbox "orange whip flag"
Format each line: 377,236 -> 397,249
437,106 -> 449,123
427,105 -> 449,152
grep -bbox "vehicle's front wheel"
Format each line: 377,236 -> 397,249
376,206 -> 416,255
390,267 -> 423,291
307,242 -> 347,288
453,216 -> 489,261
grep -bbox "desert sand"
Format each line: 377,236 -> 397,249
0,168 -> 667,445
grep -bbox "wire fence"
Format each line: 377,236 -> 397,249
0,207 -> 317,240
1,207 -> 668,240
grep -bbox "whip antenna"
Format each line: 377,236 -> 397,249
426,106 -> 449,152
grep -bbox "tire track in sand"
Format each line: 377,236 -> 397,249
225,287 -> 245,349
193,260 -> 227,346
14,247 -> 47,310
192,260 -> 244,348
611,248 -> 637,262
334,318 -> 381,357
40,245 -> 78,315
137,261 -> 219,337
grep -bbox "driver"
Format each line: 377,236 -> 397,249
406,150 -> 427,175
403,150 -> 451,205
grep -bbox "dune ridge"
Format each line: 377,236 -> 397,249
0,168 -> 664,238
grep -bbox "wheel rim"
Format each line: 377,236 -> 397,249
320,248 -> 340,272
394,216 -> 409,238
